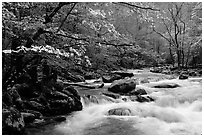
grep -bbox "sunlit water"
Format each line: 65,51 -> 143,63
28,70 -> 202,135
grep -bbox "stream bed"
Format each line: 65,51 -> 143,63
25,69 -> 202,135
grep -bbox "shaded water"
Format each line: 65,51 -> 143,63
27,70 -> 202,135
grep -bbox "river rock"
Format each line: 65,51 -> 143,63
122,95 -> 154,102
53,116 -> 67,122
140,78 -> 149,84
112,71 -> 134,78
136,95 -> 154,102
21,112 -> 36,123
179,74 -> 188,80
49,97 -> 82,115
84,72 -> 99,80
24,101 -> 45,112
102,74 -> 122,83
24,110 -> 43,119
63,86 -> 81,100
130,87 -> 147,95
188,71 -> 197,76
150,67 -> 163,73
108,79 -> 137,94
2,107 -> 25,135
46,91 -> 68,100
108,107 -> 131,116
153,83 -> 180,88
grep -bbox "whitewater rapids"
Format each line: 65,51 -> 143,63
53,77 -> 202,135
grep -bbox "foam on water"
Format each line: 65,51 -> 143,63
54,78 -> 202,135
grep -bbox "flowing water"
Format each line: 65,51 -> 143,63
27,70 -> 202,135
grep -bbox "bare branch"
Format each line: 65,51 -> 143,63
152,27 -> 170,43
113,2 -> 160,11
44,2 -> 75,24
56,3 -> 77,32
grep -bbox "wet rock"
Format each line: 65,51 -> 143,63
130,88 -> 147,95
108,107 -> 131,116
140,79 -> 149,84
102,92 -> 120,99
162,70 -> 172,75
153,83 -> 180,88
49,97 -> 82,115
75,75 -> 85,82
46,91 -> 68,100
53,116 -> 66,122
112,71 -> 134,78
108,79 -> 137,94
25,101 -> 45,112
102,74 -> 122,83
188,71 -> 197,77
136,95 -> 154,102
21,112 -> 36,123
98,83 -> 104,88
2,107 -> 25,135
150,67 -> 163,73
84,72 -> 98,80
24,110 -> 43,119
122,95 -> 154,102
179,74 -> 188,80
63,86 -> 81,100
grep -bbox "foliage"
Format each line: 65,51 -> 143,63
2,2 -> 202,71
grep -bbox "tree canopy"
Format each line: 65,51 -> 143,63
2,2 -> 202,69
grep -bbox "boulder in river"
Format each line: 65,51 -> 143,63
130,87 -> 147,95
108,107 -> 131,116
150,67 -> 163,73
179,74 -> 188,80
153,83 -> 180,88
136,95 -> 154,102
108,79 -> 137,94
102,92 -> 120,99
140,78 -> 149,84
53,116 -> 67,122
102,74 -> 123,83
112,71 -> 134,78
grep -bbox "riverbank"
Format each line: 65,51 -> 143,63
2,50 -> 202,135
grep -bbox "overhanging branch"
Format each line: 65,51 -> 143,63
113,2 -> 160,11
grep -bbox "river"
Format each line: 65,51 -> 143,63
25,69 -> 202,135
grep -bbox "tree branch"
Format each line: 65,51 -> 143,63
152,27 -> 170,43
44,2 -> 73,24
113,2 -> 160,11
56,3 -> 77,32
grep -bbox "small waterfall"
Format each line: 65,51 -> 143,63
81,94 -> 119,107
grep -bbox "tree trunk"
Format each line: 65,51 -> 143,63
168,43 -> 174,67
185,45 -> 191,68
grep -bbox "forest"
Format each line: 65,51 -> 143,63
2,2 -> 202,70
2,2 -> 202,135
